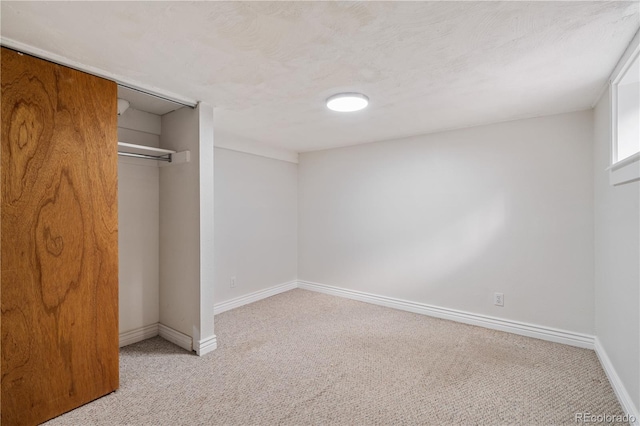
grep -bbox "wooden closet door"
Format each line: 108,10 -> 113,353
1,48 -> 119,425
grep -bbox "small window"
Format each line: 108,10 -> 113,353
613,52 -> 639,163
610,34 -> 640,186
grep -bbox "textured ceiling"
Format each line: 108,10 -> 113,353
1,2 -> 639,152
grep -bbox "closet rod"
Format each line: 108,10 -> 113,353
118,151 -> 172,162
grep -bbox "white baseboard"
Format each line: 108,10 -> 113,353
121,323 -> 210,355
194,335 -> 218,356
297,280 -> 595,349
214,280 -> 298,315
119,323 -> 159,348
594,338 -> 640,425
158,323 -> 193,352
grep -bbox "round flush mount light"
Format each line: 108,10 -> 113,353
326,92 -> 369,112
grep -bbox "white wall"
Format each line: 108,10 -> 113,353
594,87 -> 640,412
159,103 -> 216,353
299,110 -> 594,334
214,148 -> 298,304
117,110 -> 161,335
159,106 -> 199,339
198,103 -> 216,352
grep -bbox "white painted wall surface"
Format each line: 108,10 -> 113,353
118,107 -> 162,136
159,104 -> 216,350
160,106 -> 201,338
117,112 -> 161,335
298,111 -> 594,333
197,102 -> 216,352
594,87 -> 640,411
214,148 -> 298,304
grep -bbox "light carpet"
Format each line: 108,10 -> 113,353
45,289 -> 624,425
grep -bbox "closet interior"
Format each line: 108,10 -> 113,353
116,86 -> 216,354
117,87 -> 180,346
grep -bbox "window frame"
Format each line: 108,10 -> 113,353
609,30 -> 640,186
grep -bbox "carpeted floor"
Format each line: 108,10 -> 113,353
45,289 -> 624,425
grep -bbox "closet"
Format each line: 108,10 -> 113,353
116,89 -> 187,348
115,87 -> 216,356
1,49 -> 215,425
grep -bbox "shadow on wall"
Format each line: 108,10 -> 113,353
344,195 -> 507,288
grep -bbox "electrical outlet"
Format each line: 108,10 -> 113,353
494,292 -> 504,307
230,276 -> 236,288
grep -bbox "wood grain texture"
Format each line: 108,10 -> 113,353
1,48 -> 119,426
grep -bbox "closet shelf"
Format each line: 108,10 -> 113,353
117,142 -> 190,164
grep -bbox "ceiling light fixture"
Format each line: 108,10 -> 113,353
326,93 -> 369,112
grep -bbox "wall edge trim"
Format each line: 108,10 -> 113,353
158,323 -> 193,352
297,280 -> 595,349
594,337 -> 640,425
194,335 -> 218,356
119,323 -> 160,348
214,281 -> 298,315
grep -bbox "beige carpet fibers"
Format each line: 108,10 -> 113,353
46,289 -> 624,425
